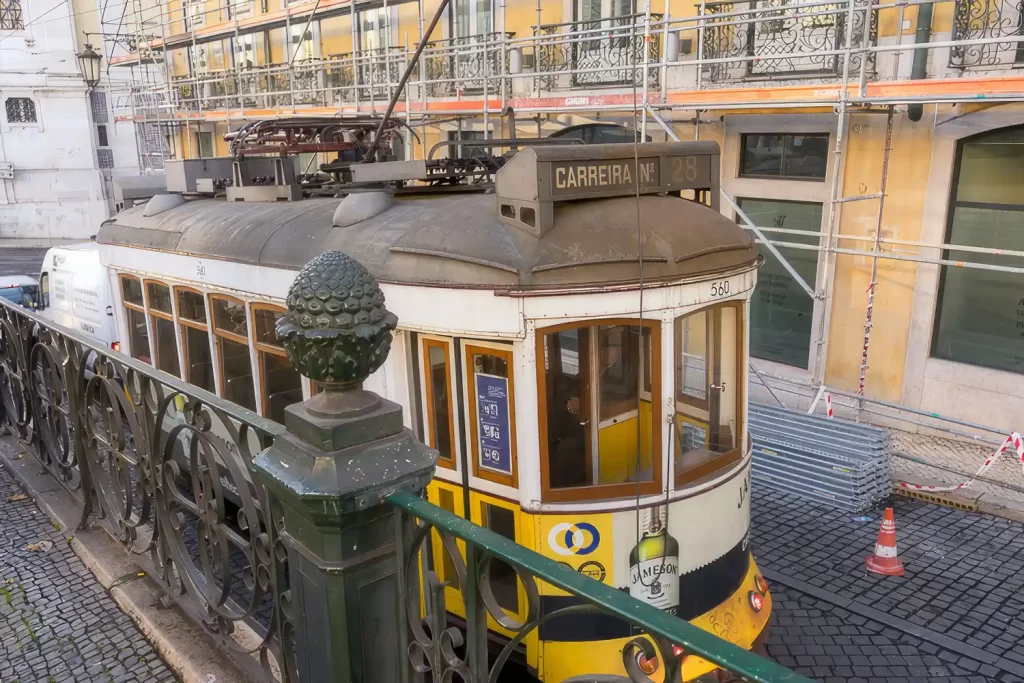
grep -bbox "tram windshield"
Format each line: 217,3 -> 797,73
540,320 -> 661,501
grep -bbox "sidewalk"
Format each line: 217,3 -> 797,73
890,428 -> 1024,519
0,462 -> 177,683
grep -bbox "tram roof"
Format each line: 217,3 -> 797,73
98,180 -> 757,291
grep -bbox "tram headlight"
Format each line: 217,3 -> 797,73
637,652 -> 659,675
748,590 -> 765,613
755,574 -> 769,594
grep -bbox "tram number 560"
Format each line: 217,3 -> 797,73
710,280 -> 730,298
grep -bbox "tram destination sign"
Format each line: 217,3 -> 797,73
548,155 -> 712,198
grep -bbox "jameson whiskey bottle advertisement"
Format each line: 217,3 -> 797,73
628,506 -> 680,614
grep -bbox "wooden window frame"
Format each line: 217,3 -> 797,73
252,303 -> 298,422
673,301 -> 745,488
536,318 -> 662,503
120,274 -> 150,362
144,279 -> 180,377
421,337 -> 458,471
175,286 -> 213,391
210,294 -> 254,407
464,342 -> 517,489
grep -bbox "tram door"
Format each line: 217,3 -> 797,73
673,304 -> 742,484
545,323 -> 653,488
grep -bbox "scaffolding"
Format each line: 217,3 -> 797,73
101,0 -> 1024,438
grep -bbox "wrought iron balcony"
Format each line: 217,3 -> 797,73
534,15 -> 662,90
423,32 -> 513,98
698,0 -> 877,84
950,0 -> 1024,68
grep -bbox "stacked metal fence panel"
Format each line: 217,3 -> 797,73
750,402 -> 892,511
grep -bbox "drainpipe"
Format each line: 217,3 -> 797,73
907,3 -> 932,122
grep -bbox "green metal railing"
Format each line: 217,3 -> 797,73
389,490 -> 810,683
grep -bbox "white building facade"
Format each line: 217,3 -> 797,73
0,0 -> 141,241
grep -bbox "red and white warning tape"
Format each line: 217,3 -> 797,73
826,393 -> 834,418
898,431 -> 1024,493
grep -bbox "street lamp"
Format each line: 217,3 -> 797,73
77,43 -> 102,89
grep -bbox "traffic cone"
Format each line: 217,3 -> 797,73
865,508 -> 904,577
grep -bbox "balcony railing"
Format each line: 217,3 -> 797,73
423,32 -> 512,97
698,0 -> 877,84
950,0 -> 1024,68
535,15 -> 662,90
0,262 -> 807,683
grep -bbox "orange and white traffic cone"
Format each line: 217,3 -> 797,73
865,507 -> 904,577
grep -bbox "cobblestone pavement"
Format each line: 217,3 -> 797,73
754,486 -> 1024,682
0,463 -> 177,683
890,430 -> 1024,508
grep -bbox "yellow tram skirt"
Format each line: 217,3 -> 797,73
539,556 -> 772,682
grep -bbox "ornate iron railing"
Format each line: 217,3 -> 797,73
699,0 -> 877,84
390,490 -> 808,683
950,0 -> 1024,68
423,32 -> 511,98
535,15 -> 661,90
0,298 -> 295,683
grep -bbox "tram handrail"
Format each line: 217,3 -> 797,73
389,489 -> 809,683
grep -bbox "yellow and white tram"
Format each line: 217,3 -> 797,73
42,141 -> 770,681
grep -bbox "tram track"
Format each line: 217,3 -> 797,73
762,568 -> 1024,679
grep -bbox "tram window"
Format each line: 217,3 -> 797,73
145,281 -> 181,378
177,289 -> 207,323
120,275 -> 150,364
253,306 -> 302,424
121,276 -> 144,307
422,339 -> 457,470
211,295 -> 256,412
176,288 -> 214,393
466,344 -> 516,487
538,320 -> 662,502
480,502 -> 519,613
436,488 -> 460,584
125,308 -> 150,364
673,303 -> 743,486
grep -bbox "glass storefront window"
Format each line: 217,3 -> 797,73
932,127 -> 1024,375
539,320 -> 661,502
738,197 -> 822,368
673,304 -> 744,486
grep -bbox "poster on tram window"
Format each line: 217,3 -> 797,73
474,373 -> 512,476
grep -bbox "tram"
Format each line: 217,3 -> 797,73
40,137 -> 769,680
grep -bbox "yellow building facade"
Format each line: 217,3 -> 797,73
109,0 -> 1024,433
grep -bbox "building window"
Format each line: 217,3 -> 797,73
211,295 -> 256,412
145,281 -> 181,378
932,126 -> 1024,375
253,306 -> 302,424
421,338 -> 457,470
673,303 -> 744,486
184,0 -> 205,30
465,343 -> 516,487
96,125 -> 109,147
120,275 -> 150,364
97,149 -> 114,169
176,288 -> 215,393
738,197 -> 822,368
0,0 -> 23,31
90,91 -> 108,123
5,97 -> 36,124
194,131 -> 214,158
739,133 -> 828,180
538,319 -> 661,502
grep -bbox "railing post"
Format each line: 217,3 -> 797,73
253,251 -> 437,683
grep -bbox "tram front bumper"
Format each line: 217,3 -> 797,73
540,554 -> 772,682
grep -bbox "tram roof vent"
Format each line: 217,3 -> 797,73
494,142 -> 721,237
